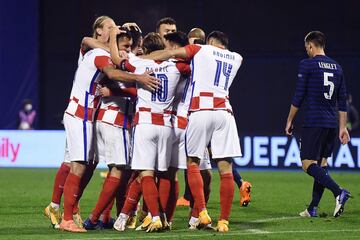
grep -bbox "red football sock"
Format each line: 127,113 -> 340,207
142,198 -> 148,212
90,176 -> 120,223
166,180 -> 179,222
63,173 -> 81,221
115,171 -> 131,216
141,176 -> 159,217
158,178 -> 171,213
191,206 -> 199,217
101,199 -> 114,223
51,163 -> 70,204
121,179 -> 142,215
73,161 -> 97,214
187,164 -> 206,211
220,173 -> 234,220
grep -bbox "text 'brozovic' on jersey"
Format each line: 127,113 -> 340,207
292,55 -> 347,128
120,55 -> 190,127
184,44 -> 243,113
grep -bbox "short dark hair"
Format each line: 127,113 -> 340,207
206,31 -> 229,48
304,31 -> 326,48
116,28 -> 132,45
163,31 -> 189,47
156,17 -> 176,32
126,26 -> 142,50
142,32 -> 165,54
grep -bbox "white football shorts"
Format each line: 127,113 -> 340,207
95,121 -> 130,166
131,124 -> 173,171
63,113 -> 95,162
185,110 -> 242,159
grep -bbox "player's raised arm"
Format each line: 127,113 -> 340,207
102,66 -> 159,91
109,27 -> 127,66
142,47 -> 188,61
81,37 -> 109,52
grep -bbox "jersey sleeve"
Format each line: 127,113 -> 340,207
175,61 -> 191,76
118,59 -> 136,73
337,71 -> 347,112
94,56 -> 115,71
292,60 -> 309,108
184,44 -> 201,60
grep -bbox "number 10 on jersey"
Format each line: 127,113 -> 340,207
151,73 -> 168,102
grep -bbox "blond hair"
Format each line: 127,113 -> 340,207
92,15 -> 113,38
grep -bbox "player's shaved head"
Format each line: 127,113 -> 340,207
207,31 -> 229,49
305,31 -> 325,48
188,28 -> 205,41
143,32 -> 165,54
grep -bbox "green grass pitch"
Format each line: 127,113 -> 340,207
0,168 -> 359,240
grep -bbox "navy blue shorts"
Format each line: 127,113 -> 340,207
300,127 -> 336,161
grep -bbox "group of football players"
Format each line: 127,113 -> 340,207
43,16 -> 251,233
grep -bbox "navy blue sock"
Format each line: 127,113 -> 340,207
307,164 -> 341,198
232,168 -> 243,188
308,167 -> 327,211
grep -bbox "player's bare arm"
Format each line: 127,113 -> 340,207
102,66 -> 159,91
81,37 -> 109,52
109,27 -> 127,66
142,47 -> 188,61
285,105 -> 298,136
339,111 -> 350,144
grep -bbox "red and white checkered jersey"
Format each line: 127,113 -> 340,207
96,81 -> 136,129
120,56 -> 189,127
65,48 -> 114,122
172,75 -> 192,129
184,44 -> 243,112
77,48 -> 85,66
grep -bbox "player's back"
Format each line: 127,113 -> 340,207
294,55 -> 346,128
189,45 -> 243,112
70,48 -> 108,101
66,48 -> 108,121
127,56 -> 184,126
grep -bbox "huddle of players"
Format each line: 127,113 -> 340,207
43,16 -> 248,233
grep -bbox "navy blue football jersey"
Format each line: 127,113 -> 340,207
292,55 -> 347,128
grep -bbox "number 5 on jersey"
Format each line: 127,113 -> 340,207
151,73 -> 168,102
323,72 -> 334,100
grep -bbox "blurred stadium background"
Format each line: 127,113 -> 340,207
0,0 -> 359,169
0,0 -> 359,239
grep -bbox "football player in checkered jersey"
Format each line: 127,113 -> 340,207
110,31 -> 190,232
145,31 -> 243,232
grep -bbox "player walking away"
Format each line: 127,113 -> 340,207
145,31 -> 243,232
83,31 -> 135,230
156,17 -> 177,40
112,32 -> 190,233
285,31 -> 351,218
44,15 -> 116,229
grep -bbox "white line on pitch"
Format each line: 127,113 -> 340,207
63,229 -> 360,240
249,216 -> 301,223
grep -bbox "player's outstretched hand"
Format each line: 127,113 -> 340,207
118,50 -> 129,60
110,27 -> 126,37
339,127 -> 350,145
285,121 -> 293,136
137,70 -> 161,91
100,87 -> 111,97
